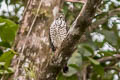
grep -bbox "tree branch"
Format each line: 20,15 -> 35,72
65,0 -> 87,3
45,0 -> 102,79
56,0 -> 102,59
104,66 -> 120,72
91,8 -> 120,31
86,54 -> 120,79
78,8 -> 120,43
97,54 -> 120,63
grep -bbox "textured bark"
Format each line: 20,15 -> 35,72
51,0 -> 102,77
11,0 -> 63,80
11,0 -> 102,80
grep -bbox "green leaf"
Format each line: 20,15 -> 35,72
78,45 -> 92,57
0,49 -> 3,55
6,67 -> 14,73
0,68 -> 13,74
74,3 -> 83,9
65,52 -> 82,76
93,65 -> 104,76
62,3 -> 68,15
0,41 -> 11,48
99,30 -> 117,47
68,64 -> 79,70
0,22 -> 6,26
91,73 -> 98,80
57,72 -> 78,80
94,40 -> 105,48
0,0 -> 3,5
0,49 -> 16,68
87,57 -> 100,65
82,45 -> 94,54
0,62 -> 5,66
0,17 -> 18,46
68,52 -> 82,66
102,72 -> 113,80
98,51 -> 115,56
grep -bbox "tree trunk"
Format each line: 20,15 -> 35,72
11,0 -> 102,80
11,0 -> 63,80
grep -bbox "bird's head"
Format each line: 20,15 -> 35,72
56,13 -> 65,20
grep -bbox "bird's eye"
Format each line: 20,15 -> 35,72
60,15 -> 63,18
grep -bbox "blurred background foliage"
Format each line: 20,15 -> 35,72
0,0 -> 120,80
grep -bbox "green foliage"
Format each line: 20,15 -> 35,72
0,50 -> 15,77
62,2 -> 83,25
0,17 -> 18,46
98,50 -> 116,56
0,49 -> 16,68
0,1 -> 19,78
93,65 -> 104,76
59,1 -> 120,80
0,41 -> 11,48
99,30 -> 118,47
0,0 -> 23,23
87,57 -> 100,65
68,64 -> 79,70
0,0 -> 120,80
57,72 -> 78,80
0,49 -> 3,55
